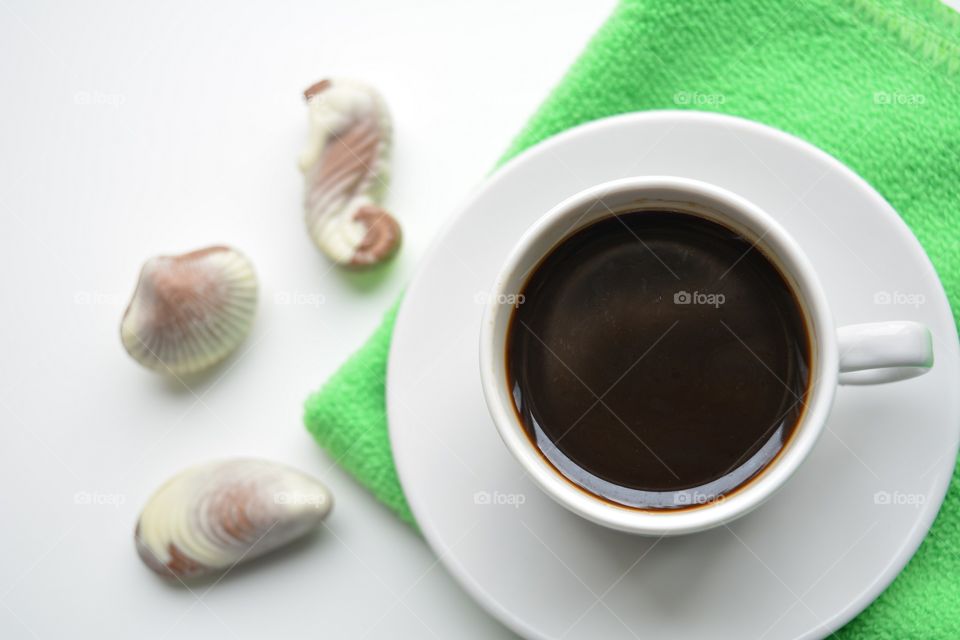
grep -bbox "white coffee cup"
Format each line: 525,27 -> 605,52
479,176 -> 934,536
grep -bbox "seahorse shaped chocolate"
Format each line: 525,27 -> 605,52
299,78 -> 402,267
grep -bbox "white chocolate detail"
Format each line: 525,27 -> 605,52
299,78 -> 401,267
120,246 -> 258,376
135,459 -> 332,579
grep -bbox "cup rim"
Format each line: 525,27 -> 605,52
479,176 -> 839,535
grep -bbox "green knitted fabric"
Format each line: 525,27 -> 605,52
305,0 -> 960,635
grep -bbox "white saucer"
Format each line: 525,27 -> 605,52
386,112 -> 960,639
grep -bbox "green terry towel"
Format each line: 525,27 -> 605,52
305,0 -> 960,635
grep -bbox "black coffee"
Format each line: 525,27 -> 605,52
506,211 -> 810,509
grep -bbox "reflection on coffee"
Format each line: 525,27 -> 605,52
506,211 -> 810,509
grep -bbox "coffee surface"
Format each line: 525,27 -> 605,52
507,211 -> 810,509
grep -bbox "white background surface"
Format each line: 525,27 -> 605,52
5,2 -> 960,639
0,1 -> 615,638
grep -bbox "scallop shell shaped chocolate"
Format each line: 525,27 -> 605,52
299,77 -> 401,267
135,459 -> 332,579
121,246 -> 257,376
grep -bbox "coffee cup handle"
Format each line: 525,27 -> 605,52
837,321 -> 934,385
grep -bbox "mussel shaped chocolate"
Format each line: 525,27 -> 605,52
135,459 -> 332,579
